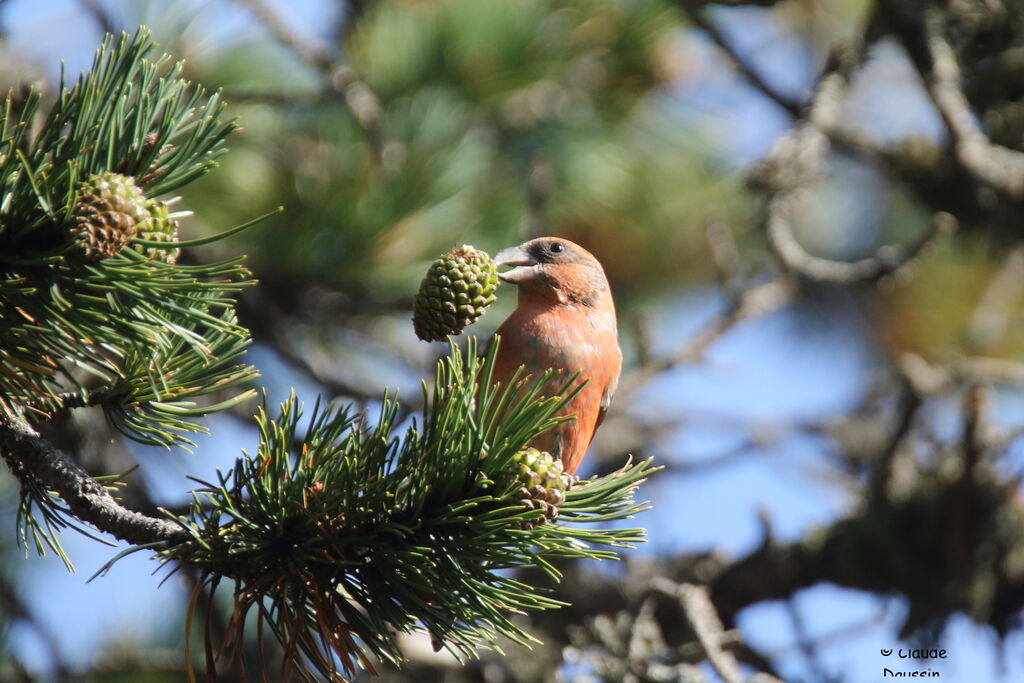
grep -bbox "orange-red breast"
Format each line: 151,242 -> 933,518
490,237 -> 621,474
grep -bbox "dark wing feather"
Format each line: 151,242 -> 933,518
590,371 -> 618,444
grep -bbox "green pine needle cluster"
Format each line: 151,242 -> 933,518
150,340 -> 654,681
0,29 -> 257,445
0,26 -> 658,682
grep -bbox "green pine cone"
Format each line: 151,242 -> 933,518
68,172 -> 149,261
132,200 -> 181,264
413,245 -> 498,341
503,447 -> 571,526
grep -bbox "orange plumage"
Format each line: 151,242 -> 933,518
490,237 -> 621,474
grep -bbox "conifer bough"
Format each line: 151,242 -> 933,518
115,341 -> 656,682
413,244 -> 499,341
0,27 -> 657,683
0,29 -> 255,445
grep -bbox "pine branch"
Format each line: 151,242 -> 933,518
0,27 -> 658,683
0,29 -> 258,446
98,340 -> 656,681
0,412 -> 186,555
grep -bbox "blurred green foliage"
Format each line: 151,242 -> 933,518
178,0 -> 754,308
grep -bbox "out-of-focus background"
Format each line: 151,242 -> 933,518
3,0 -> 1024,681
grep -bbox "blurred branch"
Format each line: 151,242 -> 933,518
652,579 -> 784,683
233,0 -> 334,70
652,580 -> 742,683
866,376 -> 922,499
768,201 -> 956,284
877,2 -> 1024,199
786,598 -> 834,683
236,288 -> 398,404
753,38 -> 959,284
953,357 -> 1024,387
900,353 -> 1024,391
0,413 -> 185,546
623,279 -> 791,396
919,11 -> 1024,198
706,220 -> 744,297
676,0 -> 802,117
233,0 -> 383,153
78,0 -> 118,36
620,220 -> 792,398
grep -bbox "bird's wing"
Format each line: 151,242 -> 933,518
592,370 -> 618,437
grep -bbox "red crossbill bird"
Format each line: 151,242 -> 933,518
491,237 -> 621,475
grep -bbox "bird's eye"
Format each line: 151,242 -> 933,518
549,242 -> 565,254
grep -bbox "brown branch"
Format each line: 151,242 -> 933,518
755,39 -> 959,284
880,3 -> 1024,199
0,413 -> 185,546
232,0 -> 383,153
652,579 -> 785,683
767,202 -> 956,284
922,13 -> 1024,198
786,599 -> 832,683
900,353 -> 1024,392
620,279 -> 792,396
78,0 -> 118,36
676,0 -> 802,117
655,580 -> 742,683
233,0 -> 334,71
866,376 -> 922,499
619,222 -> 792,398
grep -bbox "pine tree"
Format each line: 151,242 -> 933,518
0,30 -> 654,681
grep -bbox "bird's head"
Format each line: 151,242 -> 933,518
493,237 -> 610,307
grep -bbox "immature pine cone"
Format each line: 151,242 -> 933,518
132,200 -> 181,264
68,172 -> 149,260
504,447 -> 571,526
413,245 -> 498,341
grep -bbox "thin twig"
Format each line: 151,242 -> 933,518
676,0 -> 802,117
662,581 -> 742,683
652,579 -> 786,683
233,0 -> 334,70
232,0 -> 383,153
767,202 -> 956,284
621,279 -> 792,395
867,372 -> 921,499
786,599 -> 835,683
78,0 -> 118,36
900,353 -> 1024,391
